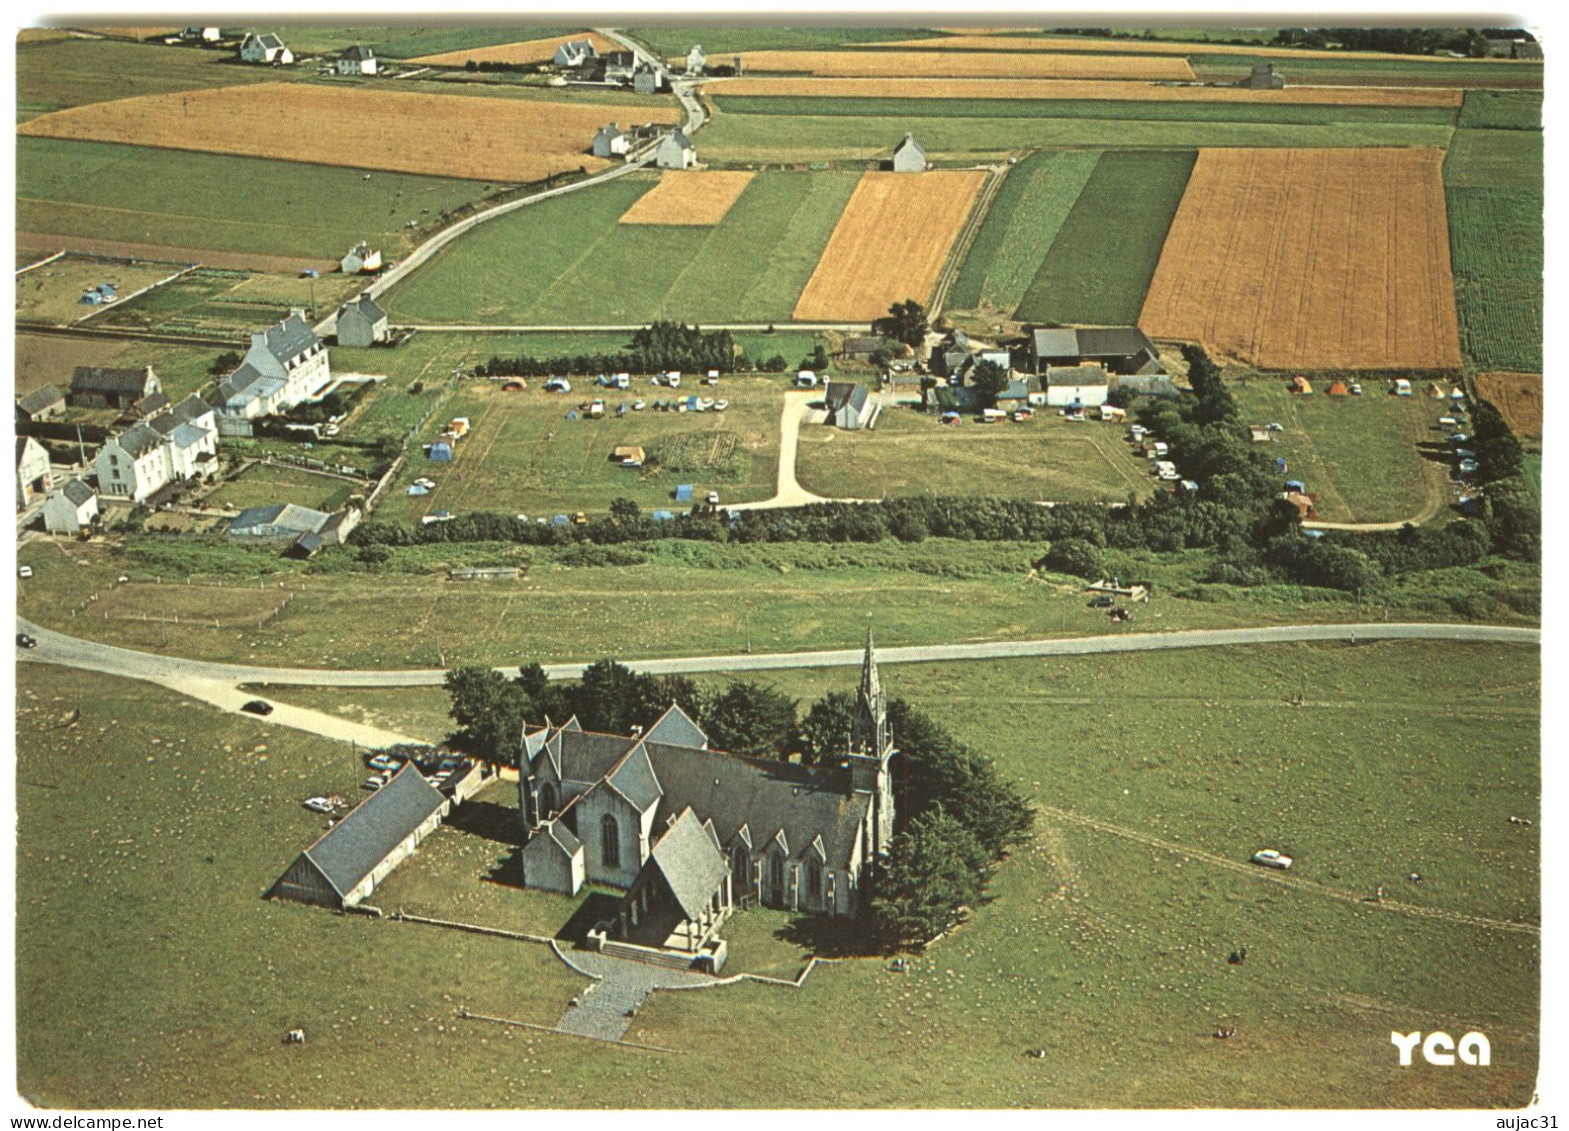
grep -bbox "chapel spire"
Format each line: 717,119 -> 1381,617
853,626 -> 889,756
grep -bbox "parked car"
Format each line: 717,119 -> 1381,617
17,565 -> 32,579
367,754 -> 399,772
1088,595 -> 1115,608
241,699 -> 274,716
362,774 -> 388,791
706,491 -> 720,505
1458,458 -> 1480,475
16,633 -> 37,649
1251,849 -> 1293,870
302,797 -> 335,814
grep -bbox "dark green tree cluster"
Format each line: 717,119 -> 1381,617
873,300 -> 928,349
473,322 -> 743,378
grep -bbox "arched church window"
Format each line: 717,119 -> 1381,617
538,781 -> 556,819
601,813 -> 620,869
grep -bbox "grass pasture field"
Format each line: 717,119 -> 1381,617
792,171 -> 986,321
1189,53 -> 1543,89
16,640 -> 1538,1107
205,462 -> 363,514
91,268 -> 365,339
386,170 -> 862,325
18,138 -> 496,261
92,581 -> 292,626
624,27 -> 929,55
1457,89 -> 1542,130
18,83 -> 679,185
1230,378 -> 1448,524
1474,373 -> 1542,443
1141,149 -> 1462,371
1015,149 -> 1194,326
15,35 -> 281,120
947,150 -> 1100,314
406,30 -> 619,65
14,331 -> 130,395
794,405 -> 1154,503
14,255 -> 187,326
735,48 -> 1195,79
618,171 -> 757,226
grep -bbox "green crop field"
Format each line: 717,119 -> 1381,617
795,403 -> 1154,503
16,36 -> 282,119
1191,52 -> 1544,88
1443,128 -> 1544,189
265,26 -> 579,57
1015,149 -> 1195,325
624,26 -> 930,56
205,463 -> 362,513
18,138 -> 502,261
17,638 -> 1538,1106
386,170 -> 861,326
1446,188 -> 1543,373
1457,89 -> 1542,130
1230,379 -> 1449,524
712,95 -> 1458,128
697,106 -> 1453,164
947,150 -> 1100,313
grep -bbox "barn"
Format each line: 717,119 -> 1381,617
270,764 -> 448,909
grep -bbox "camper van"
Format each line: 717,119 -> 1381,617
796,371 -> 818,389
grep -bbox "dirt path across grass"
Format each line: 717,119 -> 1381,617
15,230 -> 336,274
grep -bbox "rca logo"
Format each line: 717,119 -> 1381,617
1391,1031 -> 1491,1067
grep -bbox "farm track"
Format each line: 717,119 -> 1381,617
1036,804 -> 1540,937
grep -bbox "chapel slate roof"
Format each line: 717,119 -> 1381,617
645,807 -> 731,920
296,764 -> 444,897
606,742 -> 664,811
643,703 -> 708,749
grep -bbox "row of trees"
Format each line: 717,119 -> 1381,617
472,322 -> 755,379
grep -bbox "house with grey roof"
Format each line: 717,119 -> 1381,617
607,807 -> 733,964
94,423 -> 169,503
554,38 -> 597,68
210,312 -> 331,435
69,365 -> 160,410
270,764 -> 448,909
43,478 -> 98,535
226,503 -> 333,539
633,62 -> 664,94
335,291 -> 388,347
590,122 -> 629,159
824,381 -> 877,430
519,636 -> 897,941
16,384 -> 65,423
239,31 -> 292,64
655,130 -> 696,169
16,436 -> 52,510
336,44 -> 376,75
891,132 -> 927,173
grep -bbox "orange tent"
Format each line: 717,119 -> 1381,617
1327,380 -> 1348,396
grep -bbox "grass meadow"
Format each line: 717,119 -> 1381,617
14,255 -> 185,326
17,637 -> 1537,1107
205,463 -> 362,514
1016,149 -> 1195,325
18,138 -> 500,260
16,36 -> 279,120
794,403 -> 1154,502
624,27 -> 927,56
386,170 -> 861,326
1190,53 -> 1543,87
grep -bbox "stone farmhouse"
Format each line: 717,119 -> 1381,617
209,313 -> 332,436
336,45 -> 377,75
239,32 -> 292,65
16,384 -> 65,423
519,636 -> 897,945
69,365 -> 161,410
43,478 -> 99,535
335,291 -> 388,347
633,62 -> 664,94
591,122 -> 630,159
892,132 -> 927,173
656,131 -> 696,169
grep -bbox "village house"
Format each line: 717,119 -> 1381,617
209,312 -> 332,435
592,50 -> 637,83
1044,363 -> 1111,408
336,45 -> 377,75
116,390 -> 171,426
43,478 -> 99,535
824,381 -> 878,430
840,335 -> 889,362
656,131 -> 697,169
15,384 -> 65,423
340,242 -> 383,275
591,122 -> 630,159
554,39 -> 598,68
1238,60 -> 1285,88
148,394 -> 220,478
685,44 -> 707,73
633,62 -> 664,94
335,291 -> 389,347
892,132 -> 927,173
69,365 -> 161,410
519,636 -> 897,944
239,32 -> 292,65
1029,326 -> 1164,376
181,26 -> 221,42
16,436 -> 52,510
93,423 -> 169,503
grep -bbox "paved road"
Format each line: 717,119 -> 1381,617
391,322 -> 870,334
17,617 -> 1537,689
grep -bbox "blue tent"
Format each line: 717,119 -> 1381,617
429,441 -> 453,461
674,484 -> 694,502
1275,457 -> 1288,472
407,484 -> 430,496
652,509 -> 675,521
686,395 -> 699,411
552,514 -> 570,525
1284,479 -> 1305,493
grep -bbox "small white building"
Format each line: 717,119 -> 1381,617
656,131 -> 696,169
43,479 -> 98,535
591,122 -> 630,158
16,436 -> 52,510
341,242 -> 383,275
686,44 -> 706,73
892,132 -> 927,173
336,45 -> 377,75
239,32 -> 292,65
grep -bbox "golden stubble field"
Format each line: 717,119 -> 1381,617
1474,372 -> 1543,441
408,30 -> 620,66
17,82 -> 680,183
713,75 -> 1461,107
618,171 -> 756,225
889,33 -> 1539,64
793,170 -> 986,321
736,49 -> 1195,80
1139,148 -> 1462,370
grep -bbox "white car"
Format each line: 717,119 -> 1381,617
367,755 -> 399,772
1251,849 -> 1293,870
362,774 -> 388,791
632,400 -> 646,411
302,797 -> 335,814
713,399 -> 729,411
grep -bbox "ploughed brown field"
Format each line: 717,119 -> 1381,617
1139,148 -> 1462,370
793,170 -> 986,321
618,171 -> 756,225
16,83 -> 680,184
407,31 -> 619,66
735,49 -> 1195,80
712,75 -> 1461,107
1474,372 -> 1542,441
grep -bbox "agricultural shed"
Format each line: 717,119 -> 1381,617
841,336 -> 887,361
16,384 -> 65,423
1030,327 -> 1162,376
269,764 -> 448,910
69,366 -> 161,410
226,503 -> 332,539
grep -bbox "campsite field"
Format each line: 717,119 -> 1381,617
735,48 -> 1195,80
18,138 -> 494,261
386,170 -> 863,326
1474,373 -> 1543,443
16,639 -> 1537,1107
1230,379 -> 1449,524
794,405 -> 1154,503
14,255 -> 187,326
946,150 -> 1100,314
1140,148 -> 1462,371
407,30 -> 620,66
791,171 -> 986,321
618,171 -> 757,226
1014,150 -> 1194,326
18,83 -> 680,185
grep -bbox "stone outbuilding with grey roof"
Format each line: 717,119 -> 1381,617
16,384 -> 65,423
335,291 -> 388,348
270,763 -> 447,909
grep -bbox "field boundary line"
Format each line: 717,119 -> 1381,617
930,164 -> 1005,319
